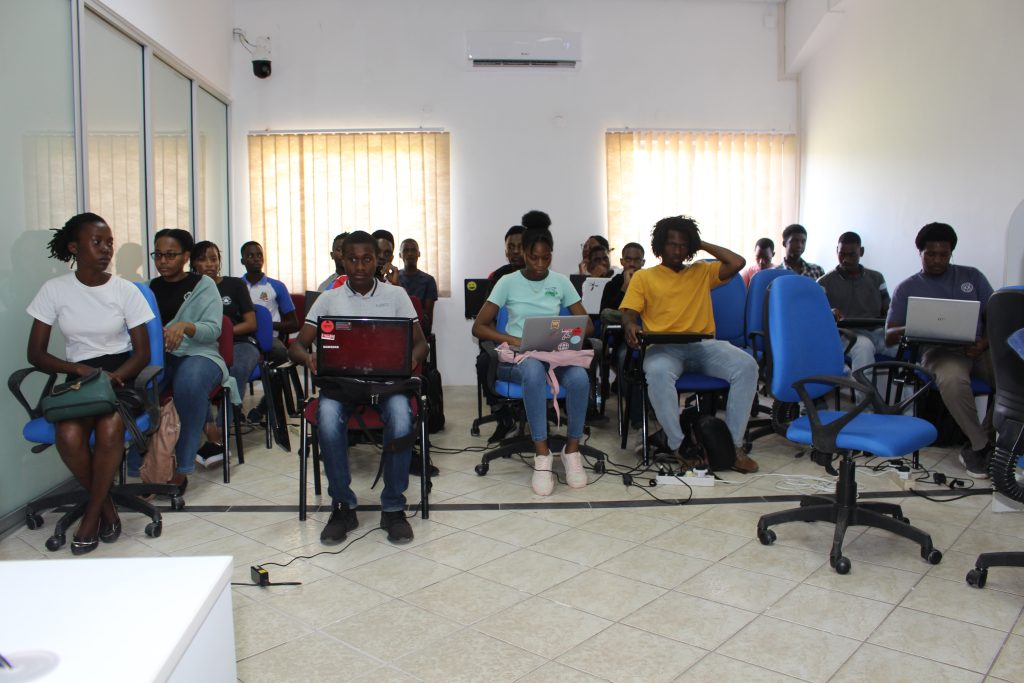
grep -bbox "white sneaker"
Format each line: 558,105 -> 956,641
562,449 -> 587,488
532,454 -> 555,496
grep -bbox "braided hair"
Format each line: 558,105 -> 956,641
47,212 -> 106,263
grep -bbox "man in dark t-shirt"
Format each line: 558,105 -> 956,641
487,225 -> 525,288
398,238 -> 438,333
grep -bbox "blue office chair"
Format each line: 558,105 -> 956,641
246,304 -> 283,451
474,306 -> 607,476
755,275 -> 943,574
967,287 -> 1024,587
10,282 -> 181,550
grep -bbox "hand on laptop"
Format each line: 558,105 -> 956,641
831,307 -> 844,322
965,337 -> 988,358
302,354 -> 318,375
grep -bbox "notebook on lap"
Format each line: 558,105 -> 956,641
518,315 -> 589,352
316,316 -> 414,377
905,297 -> 980,344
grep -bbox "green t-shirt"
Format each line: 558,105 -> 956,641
486,270 -> 581,337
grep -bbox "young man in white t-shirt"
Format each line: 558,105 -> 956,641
289,231 -> 428,545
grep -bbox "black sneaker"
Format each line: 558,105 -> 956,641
409,453 -> 439,478
959,444 -> 992,479
380,510 -> 414,544
320,504 -> 359,544
195,441 -> 225,467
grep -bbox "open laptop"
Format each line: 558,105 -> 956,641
580,277 -> 611,314
464,278 -> 490,319
905,296 -> 980,344
316,316 -> 414,377
518,315 -> 589,352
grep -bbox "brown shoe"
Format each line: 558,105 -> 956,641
732,446 -> 759,474
675,448 -> 707,472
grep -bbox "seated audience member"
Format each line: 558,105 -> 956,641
740,237 -> 775,286
288,231 -> 427,544
488,225 -> 526,286
241,240 -> 299,364
398,238 -> 438,332
578,234 -> 611,275
150,229 -> 236,494
600,242 -> 646,426
372,229 -> 400,285
776,224 -> 824,279
521,209 -> 552,232
818,232 -> 895,381
885,222 -> 995,477
191,240 -> 258,467
621,216 -> 760,473
317,232 -> 350,292
27,213 -> 153,554
472,227 -> 594,495
585,245 -> 613,278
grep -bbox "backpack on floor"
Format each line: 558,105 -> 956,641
679,410 -> 736,473
916,388 -> 967,447
425,366 -> 445,433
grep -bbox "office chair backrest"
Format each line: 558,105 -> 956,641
133,282 -> 165,373
988,287 -> 1024,431
218,316 -> 234,366
253,304 -> 275,353
711,273 -> 747,347
766,275 -> 845,403
746,269 -> 795,352
495,306 -> 570,335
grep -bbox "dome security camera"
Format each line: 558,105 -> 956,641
253,59 -> 272,78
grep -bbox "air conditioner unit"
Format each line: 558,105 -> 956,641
466,31 -> 581,69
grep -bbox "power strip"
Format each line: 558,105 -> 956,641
655,474 -> 715,487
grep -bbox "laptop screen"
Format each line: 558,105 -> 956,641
316,316 -> 414,378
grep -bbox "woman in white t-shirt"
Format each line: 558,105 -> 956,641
26,213 -> 154,556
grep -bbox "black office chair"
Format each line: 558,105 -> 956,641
966,287 -> 1024,588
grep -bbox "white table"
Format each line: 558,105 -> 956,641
0,556 -> 235,682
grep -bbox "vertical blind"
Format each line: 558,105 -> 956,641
248,132 -> 451,296
606,131 -> 798,256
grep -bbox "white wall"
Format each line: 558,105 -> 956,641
798,0 -> 1024,290
229,0 -> 797,384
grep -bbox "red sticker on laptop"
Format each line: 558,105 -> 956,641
320,319 -> 335,333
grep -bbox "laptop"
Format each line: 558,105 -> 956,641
580,277 -> 611,314
464,278 -> 490,319
905,297 -> 980,344
316,316 -> 414,377
518,315 -> 589,352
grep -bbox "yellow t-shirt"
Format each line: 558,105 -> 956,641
619,261 -> 723,334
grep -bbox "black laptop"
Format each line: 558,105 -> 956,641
464,278 -> 490,319
316,316 -> 414,378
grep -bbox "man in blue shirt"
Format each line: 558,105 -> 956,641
241,241 -> 300,363
885,222 -> 995,477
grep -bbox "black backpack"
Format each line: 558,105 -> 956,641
680,411 -> 736,472
425,366 -> 445,433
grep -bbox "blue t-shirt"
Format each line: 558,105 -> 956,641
246,275 -> 295,323
887,264 -> 994,337
486,270 -> 581,338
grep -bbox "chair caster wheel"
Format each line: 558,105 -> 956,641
26,513 -> 44,530
470,425 -> 480,436
170,495 -> 185,511
593,461 -> 606,474
474,464 -> 489,476
757,528 -> 776,545
45,535 -> 65,551
834,557 -> 851,574
146,521 -> 162,538
966,567 -> 987,588
923,548 -> 942,565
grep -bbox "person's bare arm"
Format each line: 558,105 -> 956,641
700,241 -> 745,280
276,309 -> 300,335
621,308 -> 642,349
288,323 -> 318,375
27,320 -> 93,377
884,325 -> 905,347
471,301 -> 521,347
412,323 -> 428,371
567,302 -> 595,337
111,324 -> 151,387
233,311 -> 257,337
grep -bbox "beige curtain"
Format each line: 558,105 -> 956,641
248,132 -> 452,296
152,133 -> 192,232
606,131 -> 798,256
22,133 -> 78,232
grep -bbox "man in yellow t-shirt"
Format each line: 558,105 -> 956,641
621,216 -> 760,473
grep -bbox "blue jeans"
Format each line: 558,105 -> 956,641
161,354 -> 223,475
212,341 -> 261,425
843,328 -> 896,375
316,394 -> 413,512
644,340 -> 759,450
497,359 -> 589,443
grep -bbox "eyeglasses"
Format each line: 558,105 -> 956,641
150,251 -> 183,260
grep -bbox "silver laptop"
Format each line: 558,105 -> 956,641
580,277 -> 611,314
905,297 -> 980,343
518,315 -> 589,352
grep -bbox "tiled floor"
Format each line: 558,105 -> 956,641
3,386 -> 1024,682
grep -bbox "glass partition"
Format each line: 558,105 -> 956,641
151,58 -> 192,236
196,88 -> 230,254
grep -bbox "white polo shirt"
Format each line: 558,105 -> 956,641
305,279 -> 418,323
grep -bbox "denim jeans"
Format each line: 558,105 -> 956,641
316,394 -> 412,512
644,340 -> 759,450
161,354 -> 223,475
843,328 -> 896,376
212,341 -> 261,425
497,359 -> 589,443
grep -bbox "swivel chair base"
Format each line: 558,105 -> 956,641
756,454 -> 942,574
967,553 -> 1024,588
474,434 -> 607,477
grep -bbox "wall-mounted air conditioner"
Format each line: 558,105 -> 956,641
466,31 -> 581,69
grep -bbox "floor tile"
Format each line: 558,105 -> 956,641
720,539 -> 826,581
403,572 -> 529,625
236,631 -> 379,683
470,548 -> 585,594
232,599 -> 313,660
322,598 -> 461,661
675,563 -> 797,612
622,591 -> 756,650
764,583 -> 893,639
868,607 -> 1006,673
394,628 -> 545,682
541,568 -> 666,620
263,574 -> 390,628
685,505 -> 762,537
899,575 -> 1024,631
557,623 -> 706,683
408,529 -> 517,570
243,517 -> 333,553
577,509 -> 679,542
469,511 -> 569,547
530,528 -> 636,567
475,596 -> 611,658
675,653 -> 804,682
514,661 -> 606,682
717,616 -> 860,682
646,524 -> 750,562
598,544 -> 712,589
803,557 -> 922,603
990,633 -> 1024,682
341,551 -> 461,596
831,643 -> 982,683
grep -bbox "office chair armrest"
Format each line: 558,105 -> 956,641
792,374 -> 876,454
8,367 -> 58,420
852,361 -> 935,415
479,340 -> 500,390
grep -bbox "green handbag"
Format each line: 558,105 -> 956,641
40,368 -> 119,423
